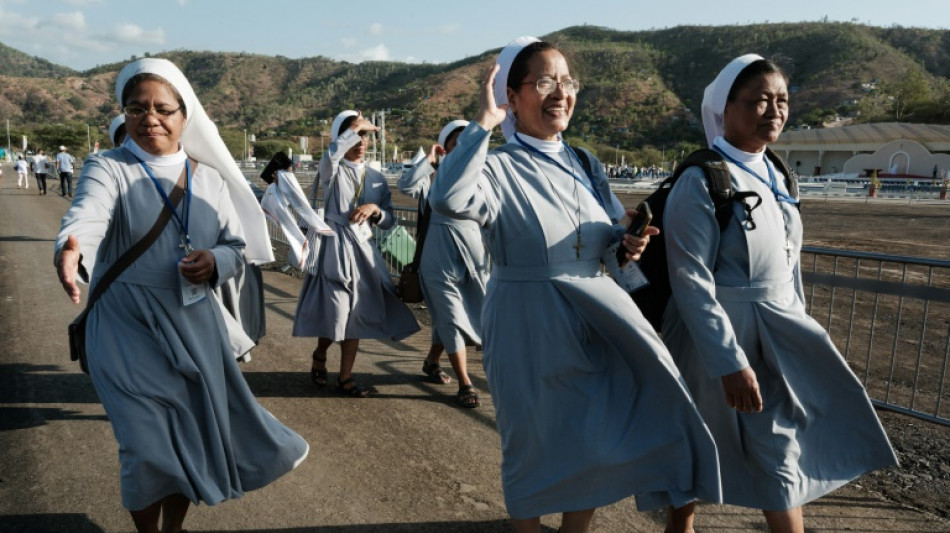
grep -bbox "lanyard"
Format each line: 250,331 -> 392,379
345,165 -> 367,208
714,147 -> 799,205
134,156 -> 193,252
513,133 -> 606,210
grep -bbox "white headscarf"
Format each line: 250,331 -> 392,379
331,110 -> 359,142
108,115 -> 125,146
494,36 -> 540,142
701,53 -> 764,148
437,119 -> 469,147
115,58 -> 274,264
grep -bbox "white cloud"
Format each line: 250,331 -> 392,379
62,0 -> 105,6
341,37 -> 357,48
51,11 -> 87,31
0,8 -> 39,33
368,22 -> 383,36
112,23 -> 165,46
342,43 -> 390,63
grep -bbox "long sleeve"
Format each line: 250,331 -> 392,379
371,173 -> 395,230
665,167 -> 750,377
55,155 -> 119,283
318,129 -> 361,191
428,122 -> 499,226
397,158 -> 433,201
208,176 -> 247,289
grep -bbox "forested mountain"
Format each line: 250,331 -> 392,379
2,21 -> 948,164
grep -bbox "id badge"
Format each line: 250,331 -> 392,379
351,221 -> 373,243
179,269 -> 207,306
604,241 -> 650,293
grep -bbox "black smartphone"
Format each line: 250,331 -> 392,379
616,201 -> 653,266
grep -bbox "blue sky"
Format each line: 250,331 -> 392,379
1,0 -> 947,71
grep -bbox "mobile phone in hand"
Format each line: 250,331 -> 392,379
616,201 -> 653,266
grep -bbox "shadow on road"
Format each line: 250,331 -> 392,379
1,514 -> 106,533
0,516 -> 549,533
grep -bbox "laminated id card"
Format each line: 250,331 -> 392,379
179,270 -> 207,306
351,221 -> 373,243
604,241 -> 650,293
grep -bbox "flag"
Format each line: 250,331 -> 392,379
22,135 -> 27,151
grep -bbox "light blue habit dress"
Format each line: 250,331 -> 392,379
397,158 -> 487,352
663,136 -> 898,510
55,141 -> 308,511
429,122 -> 723,519
292,128 -> 419,341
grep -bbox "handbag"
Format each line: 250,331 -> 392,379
398,197 -> 432,304
68,162 -> 191,373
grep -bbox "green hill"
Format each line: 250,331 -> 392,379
2,21 -> 948,164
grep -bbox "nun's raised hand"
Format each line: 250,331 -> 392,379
349,111 -> 380,135
474,63 -> 508,132
55,234 -> 82,304
427,143 -> 446,166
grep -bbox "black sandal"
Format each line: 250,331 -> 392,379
311,350 -> 328,388
337,377 -> 370,398
422,360 -> 452,384
457,384 -> 480,408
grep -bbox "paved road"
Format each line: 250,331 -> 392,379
1,163 -> 948,532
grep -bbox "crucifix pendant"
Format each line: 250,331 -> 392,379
573,235 -> 584,259
784,240 -> 792,265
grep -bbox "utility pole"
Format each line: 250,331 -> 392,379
243,129 -> 247,166
379,110 -> 386,166
86,124 -> 91,153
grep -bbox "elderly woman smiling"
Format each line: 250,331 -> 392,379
55,58 -> 307,533
428,37 -> 722,533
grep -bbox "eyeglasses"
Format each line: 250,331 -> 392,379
123,105 -> 182,119
521,77 -> 580,96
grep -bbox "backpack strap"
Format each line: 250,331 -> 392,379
670,149 -> 737,231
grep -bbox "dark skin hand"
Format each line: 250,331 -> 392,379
178,249 -> 216,284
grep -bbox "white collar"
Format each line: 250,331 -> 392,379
123,137 -> 187,166
342,158 -> 365,171
714,136 -> 765,165
514,132 -> 563,154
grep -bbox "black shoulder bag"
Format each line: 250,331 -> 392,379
68,162 -> 192,373
397,195 -> 433,304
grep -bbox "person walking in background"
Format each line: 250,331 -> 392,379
293,110 -> 419,397
397,119 -> 487,408
15,155 -> 29,189
54,57 -> 307,533
56,145 -> 76,198
430,36 -> 721,533
662,54 -> 898,533
32,149 -> 50,195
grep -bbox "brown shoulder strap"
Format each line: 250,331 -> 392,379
84,160 -> 195,308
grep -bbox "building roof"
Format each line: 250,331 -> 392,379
773,123 -> 950,152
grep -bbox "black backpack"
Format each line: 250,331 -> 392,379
630,147 -> 799,331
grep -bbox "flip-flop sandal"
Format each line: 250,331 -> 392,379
422,360 -> 452,384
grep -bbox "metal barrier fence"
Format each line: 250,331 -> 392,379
263,196 -> 950,426
801,246 -> 950,426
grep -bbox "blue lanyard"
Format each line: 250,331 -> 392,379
133,156 -> 193,250
513,133 -> 606,210
714,147 -> 798,205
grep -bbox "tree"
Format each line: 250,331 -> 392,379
882,69 -> 931,120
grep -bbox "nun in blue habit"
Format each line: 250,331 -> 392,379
662,54 -> 897,532
397,119 -> 488,407
429,37 -> 722,533
54,58 -> 308,532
